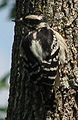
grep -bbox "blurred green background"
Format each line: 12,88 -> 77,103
0,0 -> 15,119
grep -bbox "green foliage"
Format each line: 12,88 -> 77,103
0,72 -> 9,89
9,4 -> 16,19
0,0 -> 15,19
0,72 -> 9,120
0,107 -> 7,112
0,0 -> 8,9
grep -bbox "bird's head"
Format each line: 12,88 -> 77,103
13,15 -> 46,28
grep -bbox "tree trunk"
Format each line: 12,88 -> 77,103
6,0 -> 78,120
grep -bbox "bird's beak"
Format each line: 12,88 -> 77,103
12,17 -> 23,22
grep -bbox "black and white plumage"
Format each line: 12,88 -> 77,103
20,15 -> 68,87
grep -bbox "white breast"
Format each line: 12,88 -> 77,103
30,40 -> 43,61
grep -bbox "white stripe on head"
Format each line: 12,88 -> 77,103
25,15 -> 43,20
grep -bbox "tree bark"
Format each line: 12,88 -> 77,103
6,0 -> 78,120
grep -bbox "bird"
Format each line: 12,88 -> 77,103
18,14 -> 68,88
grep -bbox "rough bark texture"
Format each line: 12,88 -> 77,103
6,0 -> 78,120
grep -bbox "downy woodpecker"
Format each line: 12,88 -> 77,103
18,14 -> 68,87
